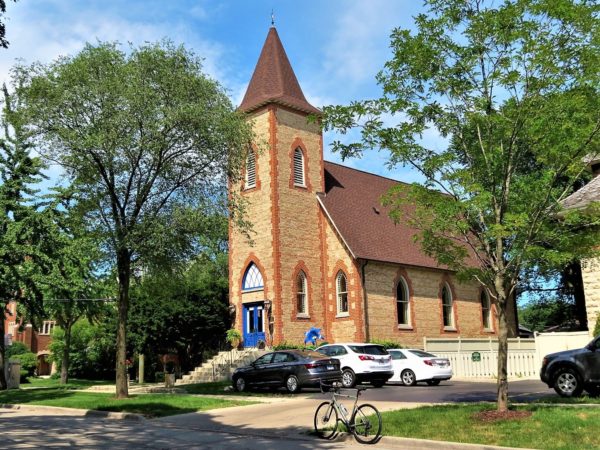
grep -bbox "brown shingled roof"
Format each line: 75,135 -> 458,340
319,161 -> 478,269
239,27 -> 321,115
561,175 -> 600,211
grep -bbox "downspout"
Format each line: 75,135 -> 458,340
361,259 -> 370,342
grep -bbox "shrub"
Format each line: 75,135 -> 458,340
12,352 -> 37,381
368,339 -> 404,350
6,342 -> 30,358
272,341 -> 329,351
594,314 -> 600,338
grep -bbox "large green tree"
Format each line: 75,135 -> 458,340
323,0 -> 600,411
16,41 -> 253,398
0,84 -> 45,390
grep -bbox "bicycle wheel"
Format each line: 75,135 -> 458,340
351,403 -> 382,444
314,401 -> 338,439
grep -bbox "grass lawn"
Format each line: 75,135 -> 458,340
23,377 -> 113,390
533,395 -> 600,404
0,387 -> 255,418
180,381 -> 297,397
380,404 -> 600,450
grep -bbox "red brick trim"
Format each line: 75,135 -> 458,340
319,209 -> 331,341
478,287 -> 497,334
438,274 -> 460,334
289,261 -> 314,322
392,268 -> 417,334
288,138 -> 312,192
240,145 -> 261,195
268,106 -> 284,345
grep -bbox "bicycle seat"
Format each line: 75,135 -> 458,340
356,386 -> 368,392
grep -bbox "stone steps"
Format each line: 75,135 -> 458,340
176,349 -> 267,385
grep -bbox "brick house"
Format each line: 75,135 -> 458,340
4,300 -> 54,375
229,26 -> 516,348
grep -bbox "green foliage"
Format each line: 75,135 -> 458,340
12,351 -> 36,379
6,341 -> 29,358
594,314 -> 600,338
368,339 -> 404,350
271,342 -> 329,351
49,319 -> 116,380
226,329 -> 241,344
519,297 -> 576,332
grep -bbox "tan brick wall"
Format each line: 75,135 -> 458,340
365,261 -> 496,347
275,108 -> 326,344
582,257 -> 600,336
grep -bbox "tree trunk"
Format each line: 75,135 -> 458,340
60,322 -> 72,385
115,249 -> 131,399
494,273 -> 514,412
0,306 -> 7,390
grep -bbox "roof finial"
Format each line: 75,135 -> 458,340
271,9 -> 275,27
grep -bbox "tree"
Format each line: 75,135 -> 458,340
0,1 -> 17,49
16,41 -> 254,398
0,83 -> 45,390
35,189 -> 108,384
323,0 -> 600,411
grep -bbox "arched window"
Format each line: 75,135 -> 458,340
336,271 -> 348,315
293,148 -> 305,187
296,271 -> 308,315
442,284 -> 454,328
245,151 -> 256,189
481,290 -> 491,330
396,278 -> 410,326
242,263 -> 263,291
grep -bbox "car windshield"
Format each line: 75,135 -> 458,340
349,345 -> 388,355
409,350 -> 437,358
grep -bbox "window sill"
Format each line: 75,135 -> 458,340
336,312 -> 350,318
397,325 -> 413,330
483,328 -> 495,333
443,326 -> 457,332
241,287 -> 264,293
293,183 -> 307,189
296,313 -> 310,319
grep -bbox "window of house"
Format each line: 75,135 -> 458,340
481,290 -> 491,330
245,151 -> 256,189
442,284 -> 454,328
336,271 -> 349,316
242,263 -> 264,291
396,278 -> 410,327
7,321 -> 16,336
40,321 -> 56,335
296,271 -> 308,316
293,148 -> 305,187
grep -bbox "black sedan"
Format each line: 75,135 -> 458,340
232,350 -> 341,393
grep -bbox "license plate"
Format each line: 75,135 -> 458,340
327,365 -> 335,370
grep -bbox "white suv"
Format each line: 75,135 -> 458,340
316,343 -> 394,388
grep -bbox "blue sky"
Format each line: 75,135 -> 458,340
0,0 -> 435,184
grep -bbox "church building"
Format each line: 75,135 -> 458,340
229,26 -> 508,348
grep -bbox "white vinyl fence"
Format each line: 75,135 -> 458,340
434,351 -> 538,379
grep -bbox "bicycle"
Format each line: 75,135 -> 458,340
314,381 -> 382,444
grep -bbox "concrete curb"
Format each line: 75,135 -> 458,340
0,403 -> 146,421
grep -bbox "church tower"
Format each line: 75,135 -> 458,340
230,26 -> 326,346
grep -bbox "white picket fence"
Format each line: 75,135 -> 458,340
434,350 -> 538,379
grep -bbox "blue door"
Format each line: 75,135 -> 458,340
243,303 -> 265,347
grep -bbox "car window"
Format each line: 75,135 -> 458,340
317,346 -> 331,356
254,353 -> 274,365
349,345 -> 388,355
272,352 -> 295,363
389,350 -> 407,360
409,350 -> 437,358
331,346 -> 348,356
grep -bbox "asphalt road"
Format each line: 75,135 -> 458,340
343,379 -> 554,404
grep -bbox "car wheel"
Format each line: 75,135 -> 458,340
371,380 -> 385,388
401,369 -> 417,386
553,367 -> 583,397
341,368 -> 356,388
426,380 -> 441,386
285,375 -> 301,393
234,376 -> 246,392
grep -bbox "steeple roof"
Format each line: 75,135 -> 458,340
239,27 -> 321,115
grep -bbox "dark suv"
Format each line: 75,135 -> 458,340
540,335 -> 600,397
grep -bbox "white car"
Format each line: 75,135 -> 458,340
387,349 -> 452,386
316,343 -> 394,388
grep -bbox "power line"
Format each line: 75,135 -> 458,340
42,298 -> 116,302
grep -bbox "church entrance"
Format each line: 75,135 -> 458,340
243,302 -> 265,347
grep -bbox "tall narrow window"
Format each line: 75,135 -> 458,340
441,284 -> 454,328
481,290 -> 491,330
296,271 -> 308,316
245,151 -> 256,189
396,278 -> 410,326
336,271 -> 348,315
41,321 -> 56,335
293,148 -> 305,187
242,263 -> 263,291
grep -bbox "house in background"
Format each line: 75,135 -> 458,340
562,155 -> 600,336
229,26 -> 518,348
3,300 -> 55,375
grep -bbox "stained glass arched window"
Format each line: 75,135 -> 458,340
242,263 -> 264,291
